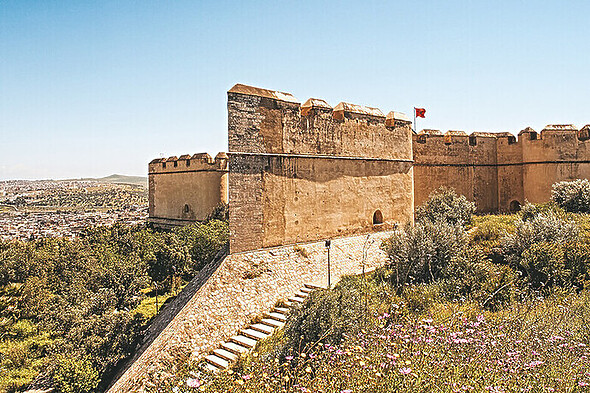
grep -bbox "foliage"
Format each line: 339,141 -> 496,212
173,220 -> 229,274
440,250 -> 517,310
520,241 -> 590,290
502,204 -> 579,267
143,195 -> 590,393
206,202 -> 229,222
282,277 -> 369,353
53,356 -> 99,393
151,284 -> 590,393
415,187 -> 476,227
551,178 -> 590,213
0,218 -> 228,392
382,221 -> 466,288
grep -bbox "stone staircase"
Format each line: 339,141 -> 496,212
202,282 -> 324,372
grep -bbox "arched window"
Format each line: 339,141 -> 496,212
373,210 -> 384,225
509,200 -> 521,213
183,204 -> 190,214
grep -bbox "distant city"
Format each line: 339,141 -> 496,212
0,179 -> 148,240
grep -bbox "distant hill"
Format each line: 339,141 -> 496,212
66,174 -> 148,187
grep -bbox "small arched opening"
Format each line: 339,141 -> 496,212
183,204 -> 190,214
509,200 -> 521,213
373,210 -> 384,225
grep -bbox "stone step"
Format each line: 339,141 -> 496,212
260,318 -> 285,328
305,283 -> 326,290
221,341 -> 250,355
250,323 -> 274,335
284,300 -> 294,307
299,286 -> 313,294
204,354 -> 229,369
213,348 -> 238,362
274,306 -> 290,314
288,296 -> 306,303
230,335 -> 257,348
241,328 -> 270,341
203,362 -> 220,373
295,291 -> 309,298
266,312 -> 287,322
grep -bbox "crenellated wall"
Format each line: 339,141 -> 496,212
147,82 -> 590,248
148,152 -> 228,228
413,124 -> 590,213
228,84 -> 414,253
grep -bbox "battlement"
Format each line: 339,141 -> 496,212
413,125 -> 590,147
227,83 -> 412,160
148,152 -> 228,174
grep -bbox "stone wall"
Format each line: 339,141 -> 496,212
148,153 -> 228,228
107,231 -> 392,393
413,124 -> 590,213
228,84 -> 414,253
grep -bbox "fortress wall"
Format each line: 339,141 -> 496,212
148,154 -> 228,228
412,132 -> 498,212
521,126 -> 585,204
496,135 -> 524,212
228,84 -> 414,253
260,155 -> 412,248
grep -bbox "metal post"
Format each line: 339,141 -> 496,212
325,240 -> 331,289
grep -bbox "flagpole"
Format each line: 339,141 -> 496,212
413,107 -> 416,133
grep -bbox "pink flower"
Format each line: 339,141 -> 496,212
525,360 -> 544,368
285,355 -> 294,360
399,367 -> 412,375
186,378 -> 201,388
579,381 -> 589,387
242,374 -> 252,380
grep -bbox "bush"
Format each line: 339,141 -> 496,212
520,242 -> 590,290
415,187 -> 476,227
53,356 -> 99,393
283,277 -> 367,353
173,220 -> 229,273
440,250 -> 517,310
502,205 -> 579,267
383,221 -> 466,288
551,179 -> 590,213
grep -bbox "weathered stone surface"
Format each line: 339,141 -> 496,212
227,84 -> 414,253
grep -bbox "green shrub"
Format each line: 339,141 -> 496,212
173,220 -> 229,273
520,242 -> 590,290
382,221 -> 466,288
415,187 -> 476,227
502,205 -> 579,267
551,179 -> 590,213
283,277 -> 367,353
400,283 -> 442,312
53,356 -> 99,393
441,250 -> 517,310
206,202 -> 229,222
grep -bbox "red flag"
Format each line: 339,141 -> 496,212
415,107 -> 426,118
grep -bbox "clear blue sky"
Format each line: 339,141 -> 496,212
1,0 -> 589,179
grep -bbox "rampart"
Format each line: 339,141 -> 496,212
227,84 -> 414,253
148,152 -> 228,228
414,124 -> 590,212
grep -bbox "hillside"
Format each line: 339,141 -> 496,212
148,187 -> 590,392
69,174 -> 147,187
